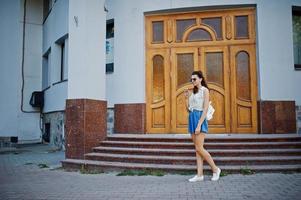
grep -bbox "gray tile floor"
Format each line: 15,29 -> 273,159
0,144 -> 300,200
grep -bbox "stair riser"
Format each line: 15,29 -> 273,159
85,155 -> 301,165
93,149 -> 301,157
107,137 -> 301,143
63,134 -> 301,174
62,161 -> 301,174
100,143 -> 301,149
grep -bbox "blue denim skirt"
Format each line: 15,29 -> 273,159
188,110 -> 208,134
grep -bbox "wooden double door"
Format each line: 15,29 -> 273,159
146,8 -> 258,133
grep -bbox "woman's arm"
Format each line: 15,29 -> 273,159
184,89 -> 190,112
195,88 -> 209,134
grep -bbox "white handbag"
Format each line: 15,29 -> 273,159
206,101 -> 215,121
201,88 -> 215,121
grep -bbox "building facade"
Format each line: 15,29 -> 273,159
0,0 -> 301,149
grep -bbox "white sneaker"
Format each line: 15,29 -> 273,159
188,175 -> 204,182
211,168 -> 221,181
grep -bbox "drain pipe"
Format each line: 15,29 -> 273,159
20,0 -> 39,114
20,0 -> 43,138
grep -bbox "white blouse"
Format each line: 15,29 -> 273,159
188,86 -> 206,112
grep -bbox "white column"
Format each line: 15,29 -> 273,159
68,0 -> 106,100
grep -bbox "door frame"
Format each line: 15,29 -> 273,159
170,47 -> 199,133
229,44 -> 258,133
145,7 -> 258,134
146,49 -> 171,133
199,46 -> 231,133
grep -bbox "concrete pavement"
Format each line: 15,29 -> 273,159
0,144 -> 300,200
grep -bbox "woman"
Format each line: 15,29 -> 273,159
184,70 -> 221,182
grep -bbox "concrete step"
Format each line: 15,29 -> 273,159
100,141 -> 301,149
85,153 -> 301,165
62,134 -> 301,173
62,159 -> 301,173
107,134 -> 301,143
93,146 -> 301,157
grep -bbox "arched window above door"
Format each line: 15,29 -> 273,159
176,19 -> 196,42
187,28 -> 212,41
183,25 -> 216,42
201,17 -> 222,40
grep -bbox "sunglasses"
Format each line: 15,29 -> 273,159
190,78 -> 197,82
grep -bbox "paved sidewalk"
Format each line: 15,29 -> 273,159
0,144 -> 300,200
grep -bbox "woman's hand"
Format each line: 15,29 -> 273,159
184,89 -> 190,98
195,126 -> 201,135
184,89 -> 191,112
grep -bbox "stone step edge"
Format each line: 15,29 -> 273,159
100,141 -> 301,145
106,137 -> 301,142
85,153 -> 301,161
62,159 -> 301,173
107,134 -> 301,139
93,146 -> 301,153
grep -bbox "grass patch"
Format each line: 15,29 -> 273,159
117,169 -> 166,176
177,171 -> 195,176
37,163 -> 49,168
79,165 -> 104,174
220,171 -> 229,177
240,167 -> 255,175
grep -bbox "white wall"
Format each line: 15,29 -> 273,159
43,0 -> 69,112
0,0 -> 21,138
0,0 -> 43,142
68,0 -> 106,100
257,0 -> 301,105
105,0 -> 301,107
43,0 -> 68,52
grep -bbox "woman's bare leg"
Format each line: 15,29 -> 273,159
194,133 -> 218,172
196,151 -> 204,176
191,134 -> 204,176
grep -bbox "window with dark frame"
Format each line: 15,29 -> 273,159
43,0 -> 50,21
43,0 -> 54,22
60,42 -> 65,81
54,35 -> 68,84
106,20 -> 114,38
42,50 -> 50,89
106,19 -> 114,73
293,6 -> 301,70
